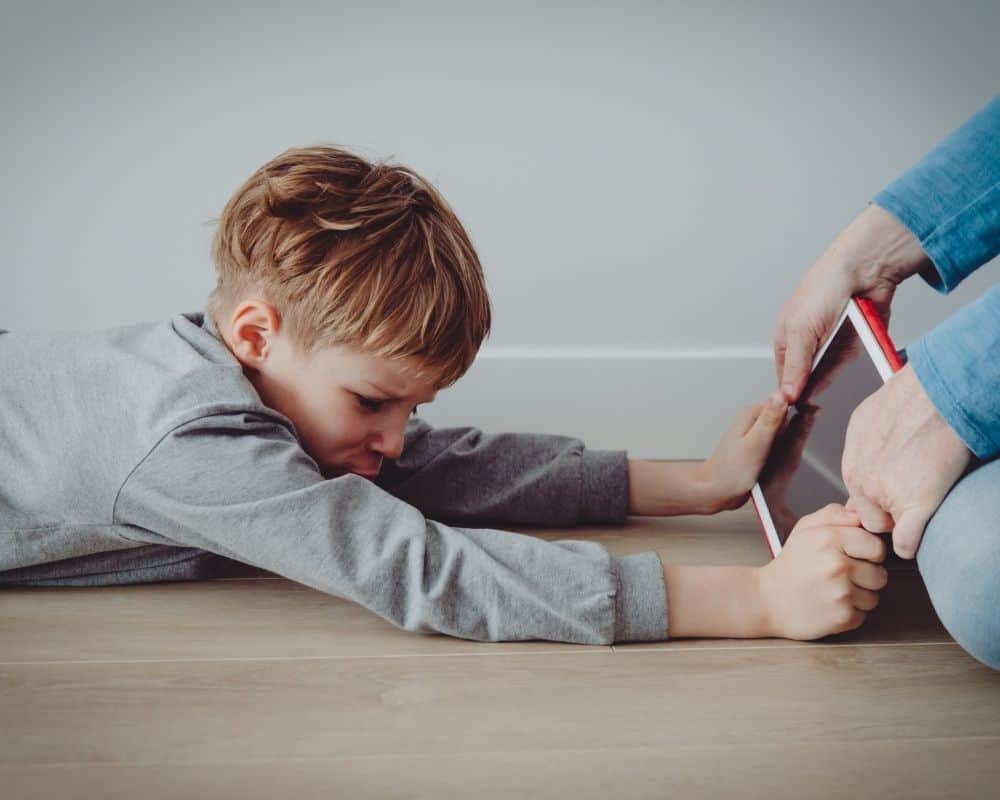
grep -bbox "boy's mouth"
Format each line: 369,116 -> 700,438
322,456 -> 382,480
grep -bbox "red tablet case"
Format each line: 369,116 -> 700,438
854,297 -> 904,372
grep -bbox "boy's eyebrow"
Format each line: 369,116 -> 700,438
365,381 -> 437,404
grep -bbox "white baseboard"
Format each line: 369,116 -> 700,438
418,348 -> 777,460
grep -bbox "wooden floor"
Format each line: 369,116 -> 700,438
2,503 -> 999,799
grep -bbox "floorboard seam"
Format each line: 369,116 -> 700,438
0,640 -> 960,666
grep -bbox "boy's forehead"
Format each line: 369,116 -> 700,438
358,352 -> 439,403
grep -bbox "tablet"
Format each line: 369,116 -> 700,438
750,297 -> 905,558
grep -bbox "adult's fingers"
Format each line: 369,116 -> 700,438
892,504 -> 935,560
778,329 -> 816,404
774,330 -> 787,387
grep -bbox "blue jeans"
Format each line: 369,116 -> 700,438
917,456 -> 1000,670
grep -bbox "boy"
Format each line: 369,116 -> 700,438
0,145 -> 888,644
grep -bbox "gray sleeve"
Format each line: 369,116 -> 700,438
112,412 -> 668,645
375,416 -> 630,527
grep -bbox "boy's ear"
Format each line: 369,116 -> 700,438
226,299 -> 283,368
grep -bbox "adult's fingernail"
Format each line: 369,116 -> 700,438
781,383 -> 795,399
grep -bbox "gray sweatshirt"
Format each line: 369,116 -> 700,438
0,312 -> 668,644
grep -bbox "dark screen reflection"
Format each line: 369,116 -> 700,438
758,317 -> 884,547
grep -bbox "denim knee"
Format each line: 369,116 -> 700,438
916,457 -> 1000,671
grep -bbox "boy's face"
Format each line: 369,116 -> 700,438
220,300 -> 438,480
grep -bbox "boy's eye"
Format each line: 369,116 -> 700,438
357,395 -> 383,412
356,394 -> 421,416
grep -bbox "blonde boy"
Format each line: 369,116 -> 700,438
0,146 -> 887,643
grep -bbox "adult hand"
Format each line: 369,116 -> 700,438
842,363 -> 972,559
773,204 -> 931,404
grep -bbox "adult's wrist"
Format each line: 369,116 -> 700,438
840,203 -> 932,289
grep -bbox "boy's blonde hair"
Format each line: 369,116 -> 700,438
206,144 -> 492,387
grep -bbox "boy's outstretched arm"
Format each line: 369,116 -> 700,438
628,391 -> 789,516
104,412 -> 883,644
379,390 -> 788,526
375,416 -> 631,527
662,563 -> 770,637
111,410 -> 667,645
664,504 -> 888,640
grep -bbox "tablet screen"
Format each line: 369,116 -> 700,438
756,314 -> 887,548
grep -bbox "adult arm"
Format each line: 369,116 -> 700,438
774,95 -> 1000,404
872,95 -> 1000,460
873,95 -> 1000,293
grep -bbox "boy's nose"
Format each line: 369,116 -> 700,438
371,422 -> 407,462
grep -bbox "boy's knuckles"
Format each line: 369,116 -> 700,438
825,554 -> 849,579
833,584 -> 853,604
816,528 -> 838,549
833,609 -> 851,628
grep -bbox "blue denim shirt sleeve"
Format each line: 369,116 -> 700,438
907,285 -> 1000,459
873,95 -> 1000,293
871,95 -> 1000,460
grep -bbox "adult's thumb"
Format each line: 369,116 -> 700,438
780,340 -> 813,403
892,505 -> 934,560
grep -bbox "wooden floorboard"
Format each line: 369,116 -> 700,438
2,503 -> 997,798
4,738 -> 1000,800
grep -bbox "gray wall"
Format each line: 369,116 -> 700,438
3,1 -> 998,456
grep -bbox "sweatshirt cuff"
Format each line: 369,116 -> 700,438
611,551 -> 669,643
579,449 -> 630,526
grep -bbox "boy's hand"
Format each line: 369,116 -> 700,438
756,504 -> 888,640
701,391 -> 789,511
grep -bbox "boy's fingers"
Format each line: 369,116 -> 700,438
837,526 -> 887,563
748,392 -> 787,438
735,403 -> 764,435
801,503 -> 859,528
850,586 -> 880,612
849,559 -> 889,591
